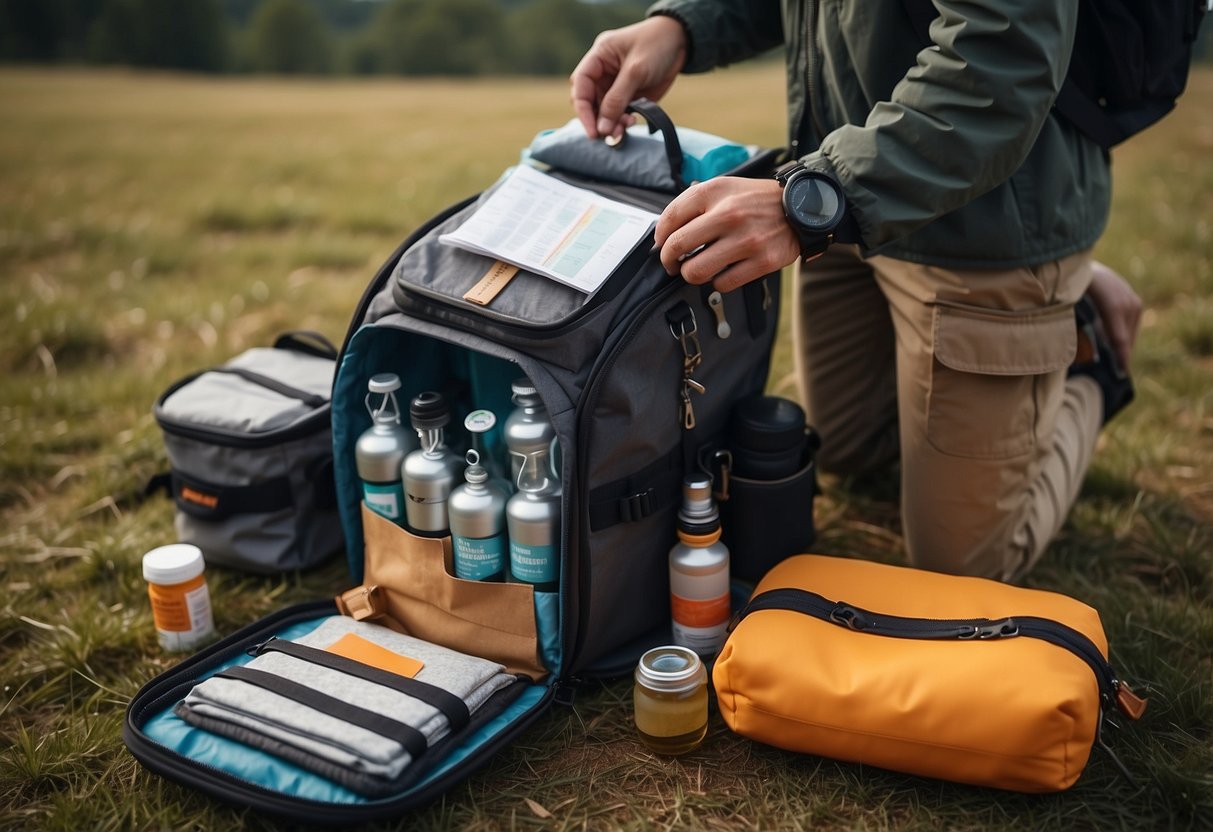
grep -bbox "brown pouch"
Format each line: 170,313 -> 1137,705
340,504 -> 545,679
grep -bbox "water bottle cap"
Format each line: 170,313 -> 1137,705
730,396 -> 806,453
410,391 -> 449,430
367,373 -> 401,395
510,378 -> 537,398
678,475 -> 718,532
464,409 -> 497,434
464,450 -> 488,484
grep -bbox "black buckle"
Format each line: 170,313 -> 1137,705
618,489 -> 654,524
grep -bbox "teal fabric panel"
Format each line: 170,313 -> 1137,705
534,591 -> 562,675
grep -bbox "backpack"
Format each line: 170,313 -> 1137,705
903,0 -> 1210,149
123,101 -> 795,824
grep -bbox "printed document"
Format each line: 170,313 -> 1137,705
439,165 -> 658,295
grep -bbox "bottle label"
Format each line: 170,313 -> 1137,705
453,533 -> 506,580
671,591 -> 730,654
363,481 -> 404,521
510,541 -> 556,585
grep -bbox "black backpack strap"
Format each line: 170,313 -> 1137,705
209,367 -> 329,409
588,447 -> 685,531
899,0 -> 1126,149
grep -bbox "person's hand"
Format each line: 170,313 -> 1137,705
1085,259 -> 1142,371
654,177 -> 802,293
569,16 -> 688,140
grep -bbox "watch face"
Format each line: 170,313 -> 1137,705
786,174 -> 844,231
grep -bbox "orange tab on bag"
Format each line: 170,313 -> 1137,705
463,260 -> 520,306
325,633 -> 424,678
1116,682 -> 1148,720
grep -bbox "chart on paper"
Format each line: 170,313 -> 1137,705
439,164 -> 658,295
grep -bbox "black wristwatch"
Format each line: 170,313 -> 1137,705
775,160 -> 848,261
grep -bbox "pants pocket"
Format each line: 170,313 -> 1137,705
926,302 -> 1075,460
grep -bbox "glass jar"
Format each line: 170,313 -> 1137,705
633,645 -> 708,755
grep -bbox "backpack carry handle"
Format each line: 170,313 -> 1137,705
626,98 -> 686,190
273,330 -> 338,359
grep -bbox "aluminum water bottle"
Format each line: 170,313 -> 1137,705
449,450 -> 508,582
355,373 -> 417,525
504,378 -> 556,490
402,391 -> 462,536
669,476 -> 731,659
507,447 -> 560,593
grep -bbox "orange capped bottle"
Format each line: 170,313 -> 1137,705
668,476 -> 730,659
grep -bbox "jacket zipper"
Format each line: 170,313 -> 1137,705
732,587 -> 1120,701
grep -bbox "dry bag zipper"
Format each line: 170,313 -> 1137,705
732,587 -> 1118,698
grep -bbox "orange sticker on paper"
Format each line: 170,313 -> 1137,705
325,633 -> 424,678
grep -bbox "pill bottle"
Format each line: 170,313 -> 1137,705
143,543 -> 216,651
633,645 -> 708,755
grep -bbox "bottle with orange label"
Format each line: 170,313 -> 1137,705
669,475 -> 731,659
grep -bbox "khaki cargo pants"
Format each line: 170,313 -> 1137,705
793,245 -> 1103,581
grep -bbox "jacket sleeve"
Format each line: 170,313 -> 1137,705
646,0 -> 783,73
809,0 -> 1080,250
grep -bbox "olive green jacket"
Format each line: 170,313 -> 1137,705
648,0 -> 1111,268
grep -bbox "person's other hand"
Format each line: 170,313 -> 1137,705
569,16 -> 688,140
654,177 -> 802,293
1086,259 -> 1142,371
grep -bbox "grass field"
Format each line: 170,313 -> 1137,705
1,65 -> 1211,830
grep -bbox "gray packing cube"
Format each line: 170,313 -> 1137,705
153,332 -> 342,573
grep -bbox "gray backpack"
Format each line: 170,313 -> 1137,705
331,111 -> 782,674
124,103 -> 802,825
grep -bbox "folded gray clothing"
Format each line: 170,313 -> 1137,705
174,617 -> 521,795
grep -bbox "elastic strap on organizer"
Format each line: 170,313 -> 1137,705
217,665 -> 428,760
254,638 -> 471,732
171,470 -> 294,521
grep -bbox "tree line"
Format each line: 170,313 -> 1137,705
0,0 -> 649,76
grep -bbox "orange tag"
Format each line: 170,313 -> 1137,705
325,633 -> 424,678
1116,682 -> 1148,720
463,260 -> 520,306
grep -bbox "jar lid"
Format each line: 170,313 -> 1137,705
143,544 -> 205,585
636,645 -> 706,694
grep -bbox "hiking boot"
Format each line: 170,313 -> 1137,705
1068,295 -> 1135,424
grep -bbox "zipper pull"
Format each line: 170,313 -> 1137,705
1114,679 -> 1148,720
761,279 -> 772,311
707,291 -> 732,339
